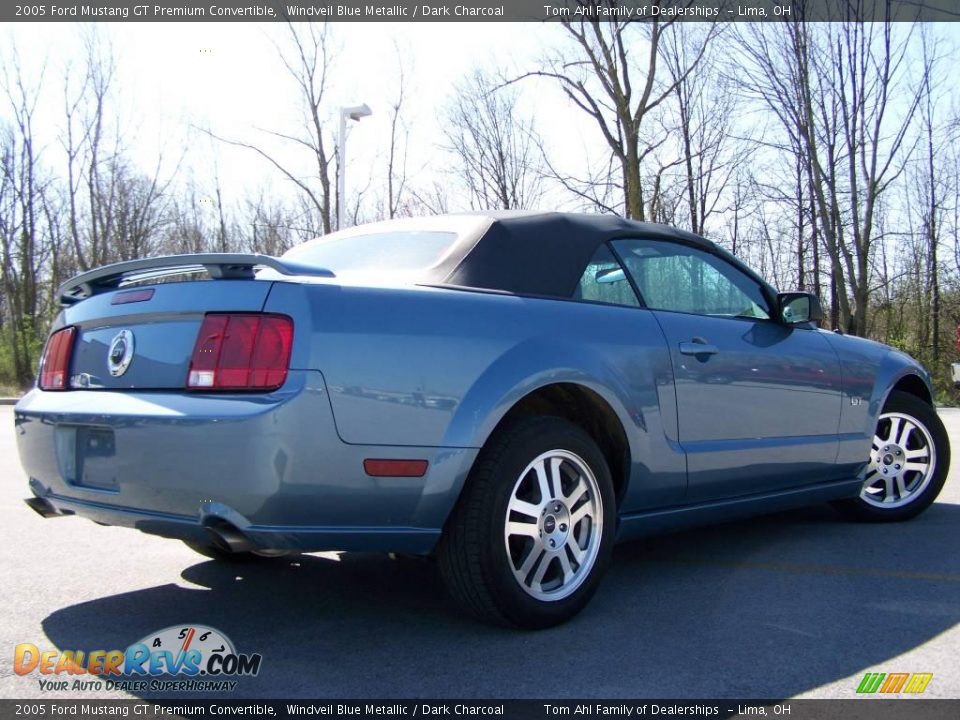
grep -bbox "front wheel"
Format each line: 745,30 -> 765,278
834,391 -> 950,522
437,417 -> 616,629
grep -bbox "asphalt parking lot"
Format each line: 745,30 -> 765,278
1,404 -> 959,701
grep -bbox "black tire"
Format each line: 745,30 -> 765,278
834,390 -> 950,522
437,416 -> 616,629
181,540 -> 292,562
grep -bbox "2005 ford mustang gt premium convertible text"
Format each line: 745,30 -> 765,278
15,212 -> 951,628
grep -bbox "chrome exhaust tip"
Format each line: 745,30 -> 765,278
205,522 -> 255,554
24,497 -> 65,519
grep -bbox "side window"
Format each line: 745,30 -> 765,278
574,244 -> 641,308
612,239 -> 770,320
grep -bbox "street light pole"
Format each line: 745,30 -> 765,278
337,103 -> 372,231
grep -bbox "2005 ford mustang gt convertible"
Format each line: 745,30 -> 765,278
15,212 -> 951,628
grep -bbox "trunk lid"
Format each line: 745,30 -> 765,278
61,279 -> 273,391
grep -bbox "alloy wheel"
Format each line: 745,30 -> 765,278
503,449 -> 603,601
861,411 -> 936,508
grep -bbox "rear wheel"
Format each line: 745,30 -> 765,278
834,391 -> 950,522
437,417 -> 616,629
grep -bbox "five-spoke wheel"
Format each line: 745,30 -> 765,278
504,450 -> 604,601
862,412 -> 936,508
438,416 -> 615,629
835,390 -> 949,522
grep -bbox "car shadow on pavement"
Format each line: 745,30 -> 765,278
42,501 -> 960,699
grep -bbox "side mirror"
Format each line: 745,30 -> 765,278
777,291 -> 823,326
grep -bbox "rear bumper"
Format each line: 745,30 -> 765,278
14,372 -> 477,553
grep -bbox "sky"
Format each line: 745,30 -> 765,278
3,21 -> 586,217
6,20 -> 960,241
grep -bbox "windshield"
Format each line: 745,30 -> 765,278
282,231 -> 458,275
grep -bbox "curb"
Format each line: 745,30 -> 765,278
0,398 -> 20,405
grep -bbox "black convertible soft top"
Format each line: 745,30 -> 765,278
425,211 -> 772,300
56,211 -> 773,305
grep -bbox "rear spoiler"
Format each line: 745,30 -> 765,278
57,253 -> 335,306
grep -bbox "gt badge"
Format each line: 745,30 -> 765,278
107,329 -> 135,377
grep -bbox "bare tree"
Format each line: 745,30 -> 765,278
63,31 -> 117,270
62,34 -> 170,269
897,29 -> 951,367
383,47 -> 410,219
205,22 -> 336,234
443,68 -> 544,210
0,52 -> 53,387
107,161 -> 168,261
408,181 -> 451,216
521,5 -> 717,219
242,191 -> 304,256
662,24 -> 747,236
161,180 -> 212,256
736,18 -> 925,335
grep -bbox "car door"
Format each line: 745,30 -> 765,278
612,238 -> 844,503
572,243 -> 687,511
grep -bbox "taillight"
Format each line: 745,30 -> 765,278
39,326 -> 77,391
187,313 -> 293,392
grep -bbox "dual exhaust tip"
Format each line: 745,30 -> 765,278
204,521 -> 256,554
24,496 -> 68,519
25,496 -> 256,556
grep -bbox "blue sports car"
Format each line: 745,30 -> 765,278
15,212 -> 951,628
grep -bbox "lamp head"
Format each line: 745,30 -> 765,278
343,104 -> 372,121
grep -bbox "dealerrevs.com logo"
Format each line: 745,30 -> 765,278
14,625 -> 262,693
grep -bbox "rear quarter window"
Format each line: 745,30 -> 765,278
573,244 -> 640,307
283,231 -> 458,275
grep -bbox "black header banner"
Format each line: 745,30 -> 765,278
4,0 -> 960,23
2,700 -> 960,720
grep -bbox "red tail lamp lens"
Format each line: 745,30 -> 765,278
187,314 -> 293,391
39,327 -> 77,391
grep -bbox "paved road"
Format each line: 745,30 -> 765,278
1,405 -> 959,700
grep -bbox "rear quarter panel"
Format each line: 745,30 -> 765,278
263,281 -> 685,513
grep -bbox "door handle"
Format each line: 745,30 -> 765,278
679,338 -> 719,356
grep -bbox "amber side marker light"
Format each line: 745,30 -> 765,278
363,459 -> 429,478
